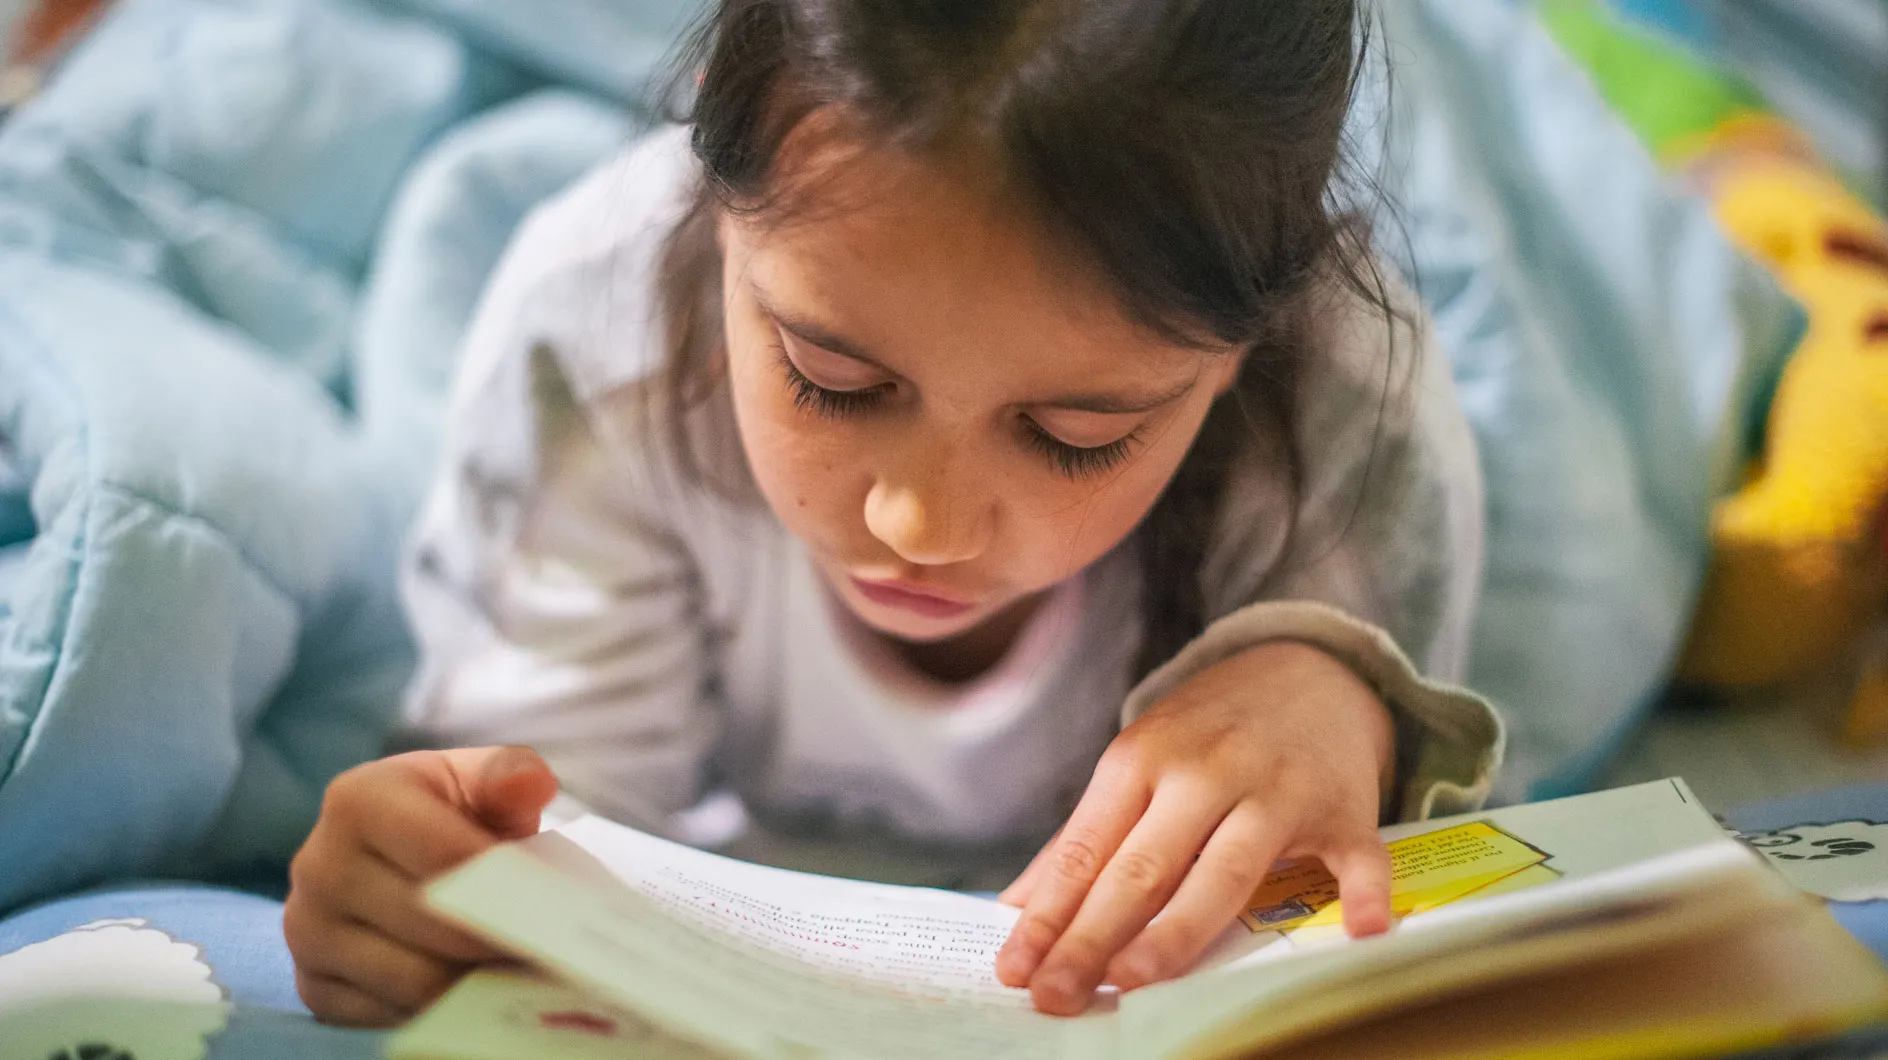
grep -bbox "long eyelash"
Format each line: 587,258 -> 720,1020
1022,420 -> 1141,479
774,341 -> 1134,477
775,345 -> 887,418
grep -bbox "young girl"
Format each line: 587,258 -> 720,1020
285,0 -> 1502,1027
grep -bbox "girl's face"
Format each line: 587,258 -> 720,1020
719,142 -> 1241,647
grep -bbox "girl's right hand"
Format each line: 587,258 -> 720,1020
284,745 -> 560,1027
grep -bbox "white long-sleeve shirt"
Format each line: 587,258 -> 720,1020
400,127 -> 1504,888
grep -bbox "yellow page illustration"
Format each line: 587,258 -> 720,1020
1240,821 -> 1555,934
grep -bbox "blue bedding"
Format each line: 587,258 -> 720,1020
1372,2 -> 1801,799
0,0 -> 1800,914
0,0 -> 642,913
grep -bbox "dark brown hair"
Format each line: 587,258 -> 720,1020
652,0 -> 1395,680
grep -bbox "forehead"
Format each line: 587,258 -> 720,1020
726,133 -> 1212,391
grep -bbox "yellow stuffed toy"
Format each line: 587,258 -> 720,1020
1673,117 -> 1888,745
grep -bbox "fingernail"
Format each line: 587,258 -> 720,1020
1034,969 -> 1083,1015
491,746 -> 541,782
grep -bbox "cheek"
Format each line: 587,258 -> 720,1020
724,338 -> 862,526
1003,440 -> 1187,579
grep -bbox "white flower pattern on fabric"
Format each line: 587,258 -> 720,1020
1742,820 -> 1888,903
0,918 -> 229,1060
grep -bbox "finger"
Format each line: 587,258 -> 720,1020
994,767 -> 1150,989
297,969 -> 413,1029
290,917 -> 465,1014
1325,832 -> 1395,938
1027,783 -> 1227,1015
450,745 -> 560,839
1105,802 -> 1288,992
342,775 -> 508,882
312,847 -> 508,964
290,824 -> 501,965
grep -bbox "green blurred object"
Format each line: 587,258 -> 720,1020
1537,0 -> 1767,157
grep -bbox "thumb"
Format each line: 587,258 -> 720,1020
452,745 -> 560,840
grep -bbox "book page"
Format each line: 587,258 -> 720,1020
1238,819 -> 1555,942
1121,779 -> 1780,1059
427,820 -> 1114,1060
1136,842 -> 1787,1059
390,970 -> 724,1060
1190,779 -> 1723,973
552,816 -> 1031,998
1257,897 -> 1888,1060
423,779 -> 1789,1060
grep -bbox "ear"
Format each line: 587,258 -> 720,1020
1210,347 -> 1248,398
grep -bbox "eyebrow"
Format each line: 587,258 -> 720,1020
751,282 -> 1201,415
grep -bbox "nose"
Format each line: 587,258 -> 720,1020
863,463 -> 995,567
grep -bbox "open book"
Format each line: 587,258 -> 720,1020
390,780 -> 1888,1060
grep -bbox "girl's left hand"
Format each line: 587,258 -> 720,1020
994,640 -> 1398,1015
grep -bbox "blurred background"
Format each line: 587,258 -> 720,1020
0,0 -> 1884,907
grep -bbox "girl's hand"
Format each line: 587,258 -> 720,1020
994,642 -> 1397,1015
284,746 -> 559,1027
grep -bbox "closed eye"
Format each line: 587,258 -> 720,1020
776,344 -> 891,418
1021,419 -> 1141,478
775,335 -> 1142,478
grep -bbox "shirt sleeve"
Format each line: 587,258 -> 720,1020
1122,274 -> 1504,821
399,152 -> 721,836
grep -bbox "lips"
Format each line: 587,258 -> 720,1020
850,577 -> 977,620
